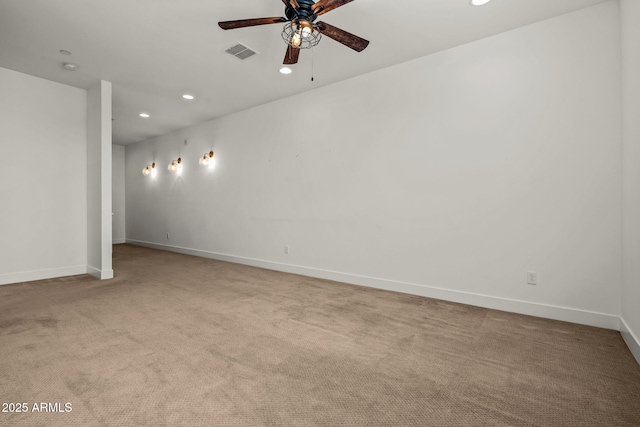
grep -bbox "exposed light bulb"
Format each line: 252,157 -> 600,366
301,22 -> 313,37
150,163 -> 157,177
142,165 -> 151,176
291,32 -> 301,48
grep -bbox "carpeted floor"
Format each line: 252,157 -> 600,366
0,244 -> 639,426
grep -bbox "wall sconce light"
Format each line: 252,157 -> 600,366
142,162 -> 156,177
168,157 -> 182,173
199,151 -> 215,167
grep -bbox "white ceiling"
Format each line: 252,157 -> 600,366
0,0 -> 609,145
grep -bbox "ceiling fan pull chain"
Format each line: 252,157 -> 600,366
311,47 -> 315,82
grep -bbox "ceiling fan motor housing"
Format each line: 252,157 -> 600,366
285,0 -> 318,23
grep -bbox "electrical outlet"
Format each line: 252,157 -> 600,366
284,245 -> 289,255
527,271 -> 537,285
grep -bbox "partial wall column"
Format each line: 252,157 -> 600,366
87,80 -> 113,279
621,0 -> 640,363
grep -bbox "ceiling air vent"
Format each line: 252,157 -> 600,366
225,43 -> 258,60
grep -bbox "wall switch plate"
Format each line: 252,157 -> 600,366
166,233 -> 170,239
527,271 -> 537,285
284,245 -> 289,255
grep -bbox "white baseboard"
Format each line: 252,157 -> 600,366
620,318 -> 640,365
0,265 -> 87,286
87,266 -> 114,280
126,239 -> 620,330
113,238 -> 126,244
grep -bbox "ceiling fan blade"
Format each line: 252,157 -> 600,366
283,45 -> 300,64
281,0 -> 300,9
316,21 -> 369,52
218,17 -> 287,30
312,0 -> 355,16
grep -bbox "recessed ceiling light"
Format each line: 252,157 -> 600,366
59,49 -> 71,55
182,94 -> 195,100
279,67 -> 292,75
63,62 -> 79,71
139,113 -> 150,118
470,0 -> 491,6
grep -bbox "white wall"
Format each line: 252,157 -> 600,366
126,2 -> 622,329
112,144 -> 126,244
621,0 -> 640,363
0,67 -> 88,285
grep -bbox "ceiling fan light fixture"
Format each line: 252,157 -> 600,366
282,20 -> 321,49
279,67 -> 293,74
219,0 -> 369,65
470,0 -> 491,6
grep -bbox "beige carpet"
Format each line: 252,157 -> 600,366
0,244 -> 639,426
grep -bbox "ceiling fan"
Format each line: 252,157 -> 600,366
218,0 -> 369,65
